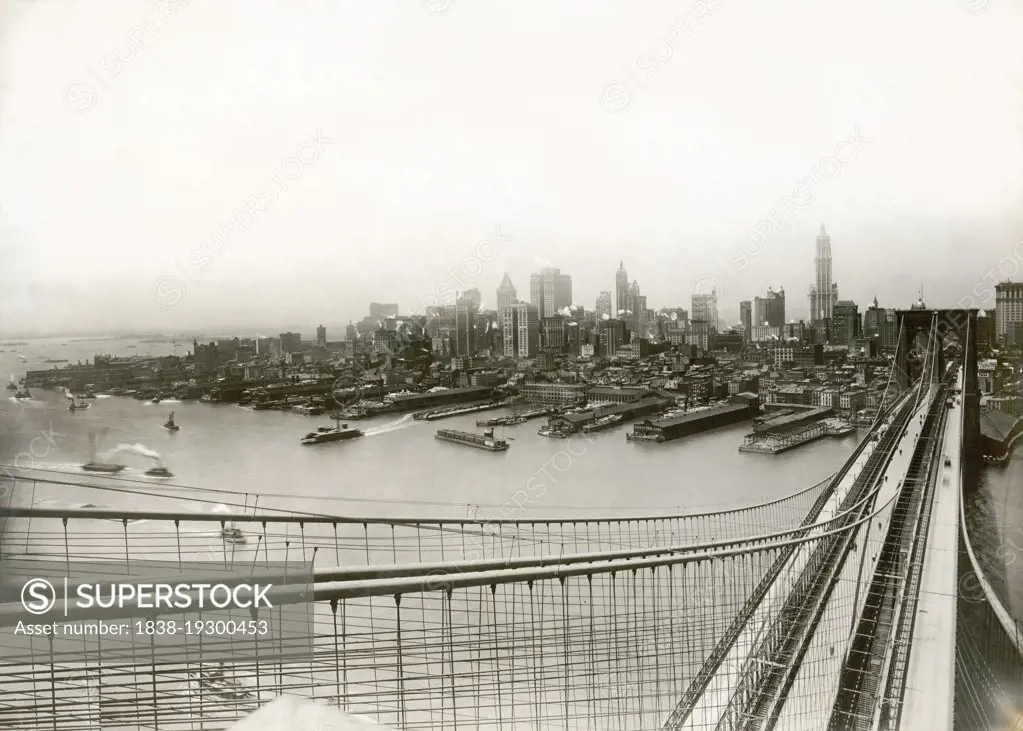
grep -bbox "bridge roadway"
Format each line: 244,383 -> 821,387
677,383 -> 930,729
898,374 -> 960,729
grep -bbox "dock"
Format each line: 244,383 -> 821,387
414,400 -> 506,421
739,415 -> 857,454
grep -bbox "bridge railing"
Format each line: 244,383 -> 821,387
0,468 -> 836,570
0,497 -> 902,731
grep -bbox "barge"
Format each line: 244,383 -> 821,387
435,427 -> 509,452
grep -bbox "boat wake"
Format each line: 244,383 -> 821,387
364,413 -> 418,437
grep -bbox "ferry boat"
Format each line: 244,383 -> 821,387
582,414 -> 623,433
145,464 -> 173,477
435,427 -> 509,452
301,418 -> 364,445
163,412 -> 180,431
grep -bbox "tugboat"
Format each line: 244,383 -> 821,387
144,462 -> 173,478
151,396 -> 162,405
163,411 -> 180,431
13,381 -> 30,399
301,417 -> 364,445
4,376 -> 16,391
81,430 -> 126,473
81,462 -> 125,473
68,396 -> 90,411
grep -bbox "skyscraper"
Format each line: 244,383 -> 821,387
529,267 -> 572,322
615,261 -> 629,317
739,301 -> 752,343
691,290 -> 719,333
808,224 -> 838,323
502,302 -> 539,358
496,273 -> 517,313
754,287 -> 786,327
596,291 -> 612,320
454,295 -> 479,356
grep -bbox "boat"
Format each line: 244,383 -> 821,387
163,411 -> 180,431
151,396 -> 162,404
145,464 -> 173,477
301,417 -> 364,445
221,524 -> 246,544
582,414 -> 623,433
68,397 -> 90,411
293,404 -> 325,416
81,462 -> 125,473
13,382 -> 30,399
538,424 -> 571,439
435,427 -> 510,452
4,376 -> 16,391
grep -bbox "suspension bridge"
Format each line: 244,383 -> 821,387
0,309 -> 1020,730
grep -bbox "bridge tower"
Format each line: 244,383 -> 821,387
896,309 -> 980,453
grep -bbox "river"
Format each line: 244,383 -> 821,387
0,336 -> 859,523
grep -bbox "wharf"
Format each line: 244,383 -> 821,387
739,418 -> 857,454
414,400 -> 506,421
627,394 -> 760,444
477,407 -> 551,427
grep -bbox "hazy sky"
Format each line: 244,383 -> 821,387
2,0 -> 1022,337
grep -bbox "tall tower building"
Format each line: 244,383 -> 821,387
502,302 -> 539,358
596,291 -> 612,320
691,290 -> 719,333
496,273 -> 517,313
808,224 -> 838,323
454,295 -> 479,356
529,267 -> 572,322
615,261 -> 629,317
739,301 -> 752,343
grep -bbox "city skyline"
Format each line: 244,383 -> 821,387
3,0 -> 1023,337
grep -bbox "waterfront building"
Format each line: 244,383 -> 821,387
996,281 -> 1023,341
502,302 -> 539,358
754,287 -> 786,328
615,261 -> 629,317
519,382 -> 586,405
497,273 -> 517,314
808,224 -> 838,324
596,291 -> 613,320
691,291 -> 719,332
740,301 -> 752,344
530,267 -> 573,322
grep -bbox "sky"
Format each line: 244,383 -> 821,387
1,0 -> 1022,337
